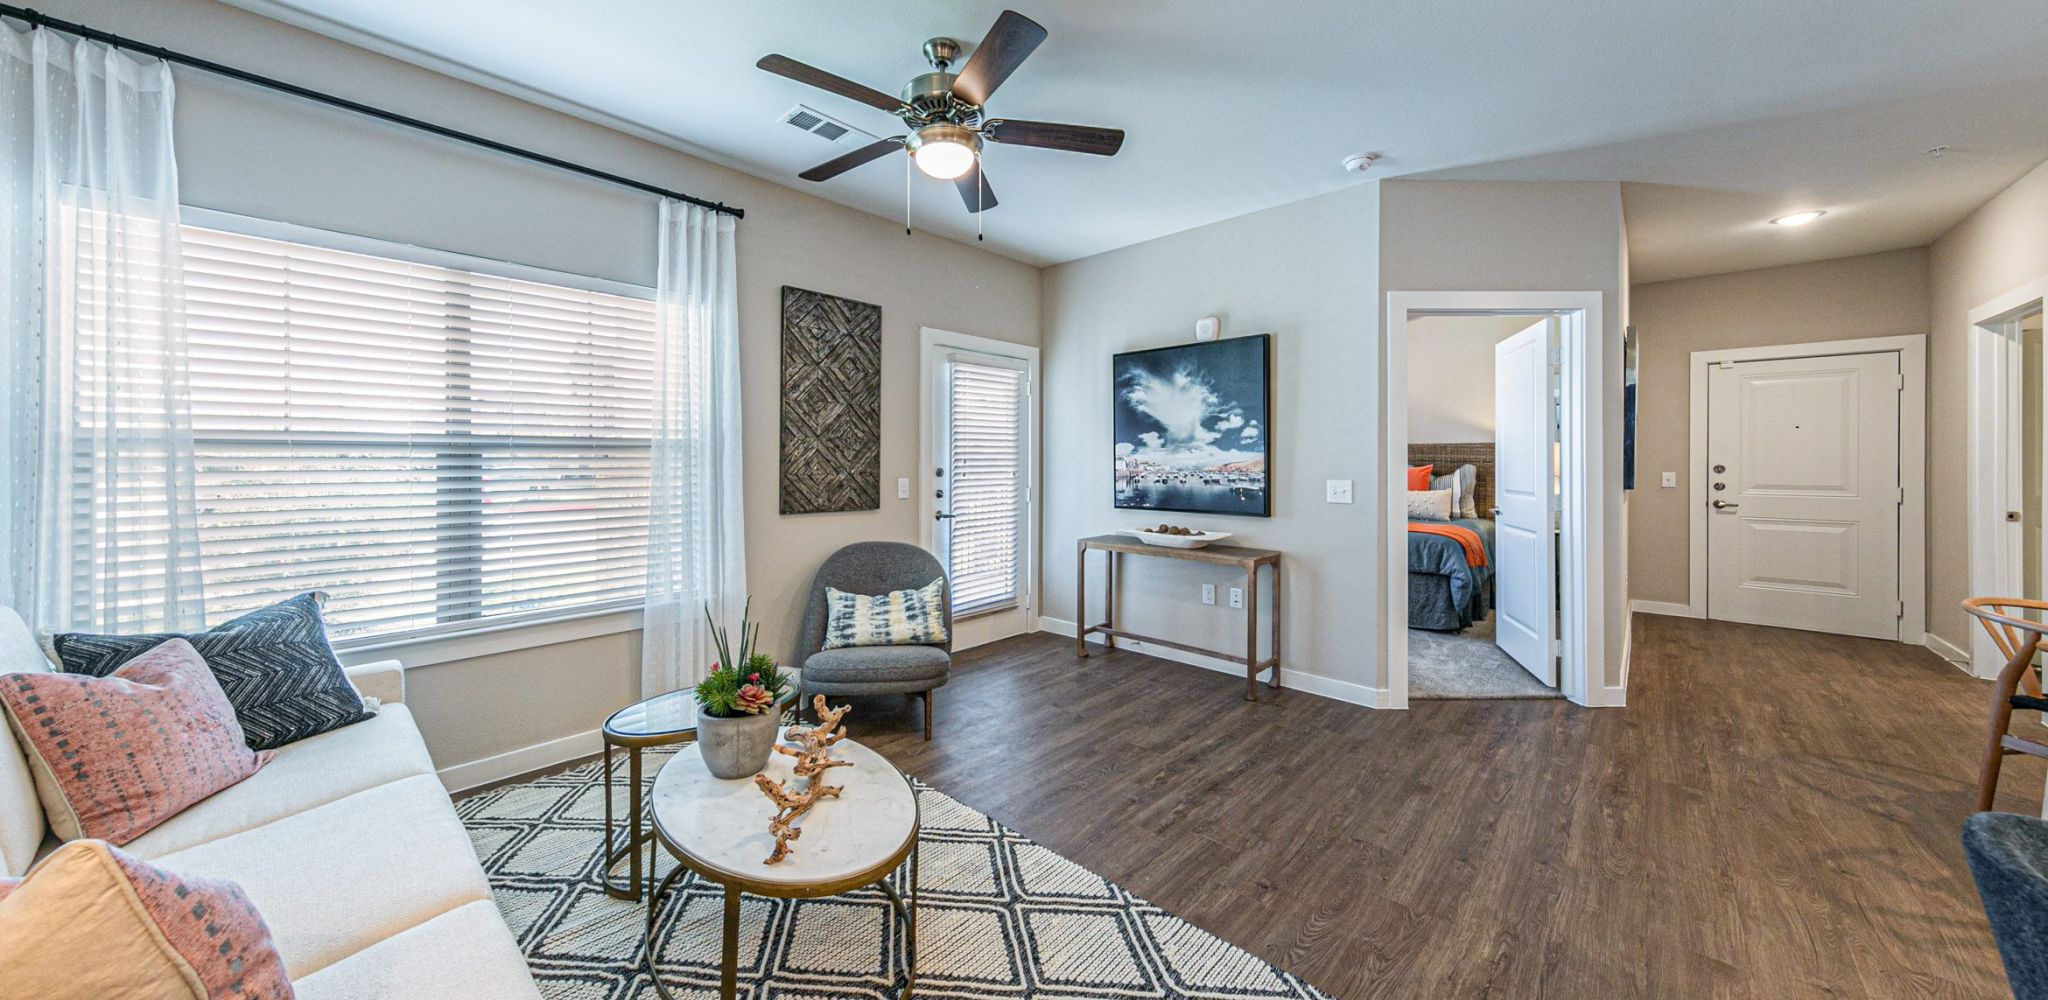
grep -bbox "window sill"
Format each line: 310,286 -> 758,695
334,606 -> 644,670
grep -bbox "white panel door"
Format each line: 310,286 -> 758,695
1492,319 -> 1558,685
1706,352 -> 1901,639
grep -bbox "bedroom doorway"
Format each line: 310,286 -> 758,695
1401,315 -> 1562,699
1383,292 -> 1616,709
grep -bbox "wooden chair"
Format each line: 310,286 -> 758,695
1965,597 -> 2048,812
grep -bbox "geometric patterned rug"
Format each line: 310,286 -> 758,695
456,749 -> 1334,999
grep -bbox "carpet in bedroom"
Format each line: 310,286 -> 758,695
1408,612 -> 1563,700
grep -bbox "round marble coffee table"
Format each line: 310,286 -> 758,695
641,736 -> 920,999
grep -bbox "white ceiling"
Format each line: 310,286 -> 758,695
227,0 -> 2048,281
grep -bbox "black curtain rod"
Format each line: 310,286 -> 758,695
0,4 -> 743,219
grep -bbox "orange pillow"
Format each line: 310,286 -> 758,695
1408,464 -> 1434,491
0,839 -> 293,998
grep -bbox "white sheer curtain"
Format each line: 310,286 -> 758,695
0,27 -> 204,633
641,199 -> 745,696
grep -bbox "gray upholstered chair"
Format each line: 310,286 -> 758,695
798,541 -> 952,740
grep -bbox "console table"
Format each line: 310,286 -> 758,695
1075,534 -> 1282,701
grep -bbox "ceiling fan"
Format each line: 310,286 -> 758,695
757,9 -> 1125,214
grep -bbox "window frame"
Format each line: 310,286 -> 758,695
178,207 -> 659,653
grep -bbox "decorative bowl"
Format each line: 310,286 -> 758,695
1121,527 -> 1233,549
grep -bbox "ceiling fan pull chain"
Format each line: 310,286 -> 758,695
905,149 -> 912,236
977,171 -> 984,241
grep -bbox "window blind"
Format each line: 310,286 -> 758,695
943,358 -> 1027,616
177,225 -> 657,641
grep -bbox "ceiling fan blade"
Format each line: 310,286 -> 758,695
985,119 -> 1124,156
955,162 -> 997,213
799,139 -> 902,181
952,10 -> 1047,106
757,54 -> 902,113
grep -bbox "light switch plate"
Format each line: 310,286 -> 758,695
1660,471 -> 1676,488
1201,583 -> 1216,606
1325,479 -> 1354,504
897,477 -> 911,499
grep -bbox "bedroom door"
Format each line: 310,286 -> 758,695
1492,319 -> 1558,685
1705,351 -> 1901,639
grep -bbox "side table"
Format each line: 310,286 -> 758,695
600,690 -> 699,901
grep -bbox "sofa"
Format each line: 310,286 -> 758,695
0,608 -> 540,998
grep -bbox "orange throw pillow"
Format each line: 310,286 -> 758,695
0,638 -> 272,846
0,839 -> 292,998
1408,464 -> 1434,491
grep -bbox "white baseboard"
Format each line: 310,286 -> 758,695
1035,616 -> 1392,709
1924,631 -> 1971,671
1628,599 -> 1696,618
438,727 -> 602,794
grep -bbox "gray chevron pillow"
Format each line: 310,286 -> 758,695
48,592 -> 373,751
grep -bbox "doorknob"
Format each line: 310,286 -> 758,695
1712,499 -> 1740,510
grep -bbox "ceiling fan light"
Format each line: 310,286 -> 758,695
1771,210 -> 1826,227
911,124 -> 979,180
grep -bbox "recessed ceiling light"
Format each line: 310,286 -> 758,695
1771,210 -> 1826,227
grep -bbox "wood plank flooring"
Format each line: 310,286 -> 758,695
836,614 -> 2031,999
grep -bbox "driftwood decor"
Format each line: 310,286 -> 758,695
753,695 -> 855,864
780,286 -> 881,514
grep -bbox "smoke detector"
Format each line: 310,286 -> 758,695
1342,152 -> 1379,174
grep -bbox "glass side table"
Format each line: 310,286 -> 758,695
601,690 -> 700,901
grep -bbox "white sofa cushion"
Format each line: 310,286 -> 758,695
291,900 -> 541,999
149,773 -> 493,980
0,607 -> 52,877
122,703 -> 434,859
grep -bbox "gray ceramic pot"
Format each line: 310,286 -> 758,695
697,709 -> 781,779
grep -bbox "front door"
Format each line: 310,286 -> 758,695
1706,351 -> 1902,639
933,350 -> 1033,648
1492,319 -> 1558,685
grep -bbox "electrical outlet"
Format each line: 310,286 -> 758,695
1201,583 -> 1216,606
1660,471 -> 1676,488
897,477 -> 911,499
1326,479 -> 1354,504
1228,587 -> 1243,609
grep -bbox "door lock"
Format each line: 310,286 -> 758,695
1712,499 -> 1740,510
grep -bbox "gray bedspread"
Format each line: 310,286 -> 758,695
1408,518 -> 1495,631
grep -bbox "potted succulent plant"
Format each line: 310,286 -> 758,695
693,600 -> 794,779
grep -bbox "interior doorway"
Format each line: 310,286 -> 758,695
1400,314 -> 1562,699
1968,280 -> 2048,676
1383,291 -> 1615,709
920,328 -> 1041,650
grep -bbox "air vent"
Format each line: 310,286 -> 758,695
779,104 -> 878,148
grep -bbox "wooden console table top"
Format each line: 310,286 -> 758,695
1076,534 -> 1280,567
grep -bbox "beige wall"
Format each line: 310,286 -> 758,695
1928,159 -> 2048,654
1405,315 -> 1541,443
1378,180 -> 1631,690
39,0 -> 1042,773
1625,249 -> 1932,607
1039,184 -> 1382,698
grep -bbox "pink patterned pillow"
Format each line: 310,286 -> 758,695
0,638 -> 273,845
0,839 -> 293,998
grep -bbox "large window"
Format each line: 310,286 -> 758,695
177,221 -> 657,642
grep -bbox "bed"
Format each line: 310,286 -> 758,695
1408,443 -> 1496,631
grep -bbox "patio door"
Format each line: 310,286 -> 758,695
926,333 -> 1037,648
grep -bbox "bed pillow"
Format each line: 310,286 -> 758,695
1406,464 -> 1434,491
824,577 -> 949,649
0,639 -> 272,846
47,592 -> 371,751
0,839 -> 293,999
1407,489 -> 1455,522
1431,464 -> 1480,518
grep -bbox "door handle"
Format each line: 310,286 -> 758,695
1712,500 -> 1740,510
933,512 -> 955,521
